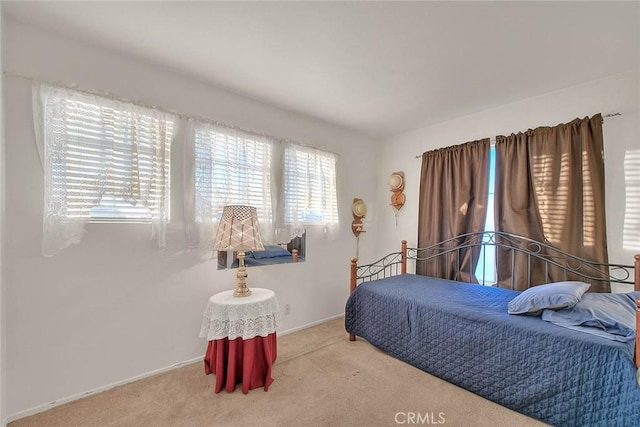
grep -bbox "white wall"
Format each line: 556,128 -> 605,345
376,70 -> 640,290
3,19 -> 380,419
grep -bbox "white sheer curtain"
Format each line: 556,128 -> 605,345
185,119 -> 275,250
282,143 -> 339,240
184,121 -> 340,249
33,83 -> 175,256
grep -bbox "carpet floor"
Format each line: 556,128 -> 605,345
10,318 -> 546,427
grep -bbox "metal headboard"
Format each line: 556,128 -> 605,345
353,251 -> 404,282
353,231 -> 635,290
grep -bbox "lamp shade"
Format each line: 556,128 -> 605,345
213,205 -> 265,252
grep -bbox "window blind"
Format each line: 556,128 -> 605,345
190,121 -> 338,249
194,122 -> 273,225
283,145 -> 338,224
43,86 -> 173,221
623,150 -> 640,251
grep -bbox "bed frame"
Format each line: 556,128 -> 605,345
348,231 -> 640,367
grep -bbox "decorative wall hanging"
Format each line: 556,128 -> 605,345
389,172 -> 405,227
351,198 -> 367,259
351,198 -> 367,237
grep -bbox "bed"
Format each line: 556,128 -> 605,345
345,232 -> 640,426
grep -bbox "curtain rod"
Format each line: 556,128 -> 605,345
413,112 -> 622,159
2,70 -> 339,157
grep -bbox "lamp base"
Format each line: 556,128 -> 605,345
233,286 -> 252,297
233,251 -> 252,297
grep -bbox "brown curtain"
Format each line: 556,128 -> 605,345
417,139 -> 490,281
494,114 -> 609,292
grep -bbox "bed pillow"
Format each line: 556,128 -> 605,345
541,291 -> 640,342
251,245 -> 291,259
507,281 -> 591,315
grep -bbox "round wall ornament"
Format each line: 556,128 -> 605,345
352,199 -> 368,217
389,173 -> 404,191
351,198 -> 367,237
389,171 -> 405,211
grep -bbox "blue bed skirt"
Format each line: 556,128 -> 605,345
345,274 -> 640,426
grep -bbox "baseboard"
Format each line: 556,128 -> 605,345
6,314 -> 344,424
5,355 -> 203,424
278,313 -> 343,336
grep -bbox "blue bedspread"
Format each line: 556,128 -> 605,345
345,274 -> 640,426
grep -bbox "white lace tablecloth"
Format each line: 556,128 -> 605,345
199,288 -> 280,341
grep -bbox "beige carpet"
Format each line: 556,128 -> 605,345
11,318 -> 546,427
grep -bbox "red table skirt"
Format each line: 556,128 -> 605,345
204,333 -> 278,394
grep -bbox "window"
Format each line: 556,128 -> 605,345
36,84 -> 174,256
475,145 -> 496,285
190,121 -> 338,268
284,145 -> 338,225
41,85 -> 173,221
193,122 -> 273,226
623,150 -> 640,251
192,121 -> 338,233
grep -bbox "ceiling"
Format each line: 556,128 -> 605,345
4,1 -> 639,139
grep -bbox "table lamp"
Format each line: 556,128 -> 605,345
213,205 -> 265,297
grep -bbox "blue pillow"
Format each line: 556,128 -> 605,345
251,245 -> 291,260
541,291 -> 640,342
507,281 -> 590,315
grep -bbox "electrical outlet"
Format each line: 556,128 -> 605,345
284,304 -> 291,315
